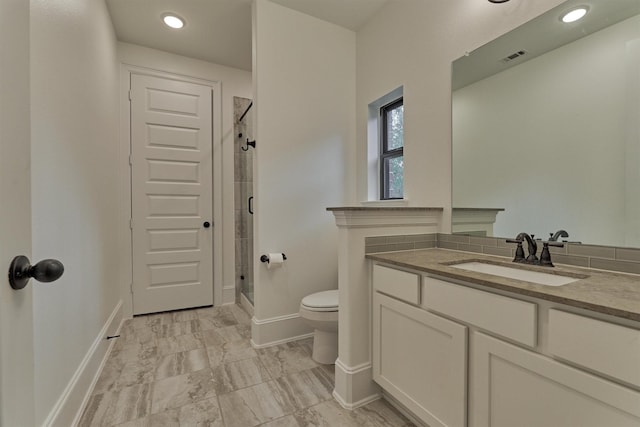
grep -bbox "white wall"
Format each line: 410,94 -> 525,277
252,0 -> 356,344
355,0 -> 566,229
117,43 -> 252,308
453,15 -> 640,246
30,0 -> 120,424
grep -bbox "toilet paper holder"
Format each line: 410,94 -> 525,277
260,253 -> 287,263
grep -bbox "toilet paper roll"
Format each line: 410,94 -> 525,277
267,253 -> 284,269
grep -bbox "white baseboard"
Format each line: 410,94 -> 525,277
222,286 -> 236,305
41,300 -> 123,427
333,389 -> 380,410
251,332 -> 314,349
250,312 -> 313,348
333,358 -> 380,409
240,292 -> 254,316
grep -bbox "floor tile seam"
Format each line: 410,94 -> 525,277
156,343 -> 206,358
209,353 -> 260,367
154,363 -> 209,382
212,364 -> 273,395
91,372 -> 158,398
270,371 -> 335,410
151,366 -> 215,386
215,392 -> 229,427
254,376 -> 330,413
196,311 -> 236,320
147,389 -> 219,418
153,329 -> 203,340
204,338 -> 256,351
156,349 -> 204,359
111,340 -> 159,352
148,393 -> 223,421
87,377 -> 155,401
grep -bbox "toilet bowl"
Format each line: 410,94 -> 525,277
299,290 -> 338,364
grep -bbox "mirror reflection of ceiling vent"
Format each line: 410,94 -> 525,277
501,50 -> 527,63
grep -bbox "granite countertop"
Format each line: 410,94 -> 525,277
366,248 -> 640,322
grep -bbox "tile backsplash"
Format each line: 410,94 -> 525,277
365,233 -> 640,276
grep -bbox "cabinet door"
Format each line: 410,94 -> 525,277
470,332 -> 640,427
373,292 -> 467,427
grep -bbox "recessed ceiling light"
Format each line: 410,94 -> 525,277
162,14 -> 185,29
488,0 -> 510,3
562,7 -> 588,23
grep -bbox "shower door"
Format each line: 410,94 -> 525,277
234,97 -> 254,304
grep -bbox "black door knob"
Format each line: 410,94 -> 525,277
203,221 -> 211,228
8,255 -> 64,290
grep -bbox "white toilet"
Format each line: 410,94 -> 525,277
299,289 -> 339,364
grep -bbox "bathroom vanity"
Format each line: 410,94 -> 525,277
367,249 -> 640,427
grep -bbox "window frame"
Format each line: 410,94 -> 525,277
379,97 -> 404,200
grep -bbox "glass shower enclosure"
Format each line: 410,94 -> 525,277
234,97 -> 254,305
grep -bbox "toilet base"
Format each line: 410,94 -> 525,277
312,329 -> 338,364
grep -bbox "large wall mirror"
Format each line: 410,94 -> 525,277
452,0 -> 640,248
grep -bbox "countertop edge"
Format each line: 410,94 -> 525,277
326,206 -> 444,212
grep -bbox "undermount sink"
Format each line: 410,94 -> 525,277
451,261 -> 580,286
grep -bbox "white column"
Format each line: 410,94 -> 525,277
328,207 -> 443,408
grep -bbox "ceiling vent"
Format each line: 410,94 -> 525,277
501,50 -> 527,63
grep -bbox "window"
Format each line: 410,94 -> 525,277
380,98 -> 404,199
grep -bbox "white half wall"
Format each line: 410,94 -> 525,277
30,0 -> 122,424
117,43 -> 252,308
252,0 -> 356,345
355,0 -> 566,227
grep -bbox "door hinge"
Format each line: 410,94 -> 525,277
129,154 -> 132,165
128,90 -> 132,101
129,282 -> 133,294
129,218 -> 133,229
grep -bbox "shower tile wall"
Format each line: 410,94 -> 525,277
234,97 -> 254,304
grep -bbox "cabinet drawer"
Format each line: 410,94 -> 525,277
423,276 -> 537,347
549,309 -> 640,388
373,264 -> 420,305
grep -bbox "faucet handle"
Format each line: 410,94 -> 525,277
505,239 -> 525,263
545,241 -> 564,248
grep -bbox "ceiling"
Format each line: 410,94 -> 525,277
452,0 -> 640,89
105,0 -> 388,71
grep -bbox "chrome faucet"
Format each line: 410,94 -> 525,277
549,229 -> 569,242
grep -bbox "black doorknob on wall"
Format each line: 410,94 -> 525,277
203,221 -> 211,228
8,255 -> 64,290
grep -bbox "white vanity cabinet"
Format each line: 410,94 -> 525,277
470,332 -> 640,427
372,265 -> 468,427
371,261 -> 640,427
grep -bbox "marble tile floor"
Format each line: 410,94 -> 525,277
78,304 -> 415,427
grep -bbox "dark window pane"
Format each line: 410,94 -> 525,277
387,155 -> 404,198
386,104 -> 403,151
380,97 -> 404,200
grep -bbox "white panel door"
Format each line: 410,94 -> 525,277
0,0 -> 35,424
131,74 -> 213,314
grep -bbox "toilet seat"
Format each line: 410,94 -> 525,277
301,290 -> 338,312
